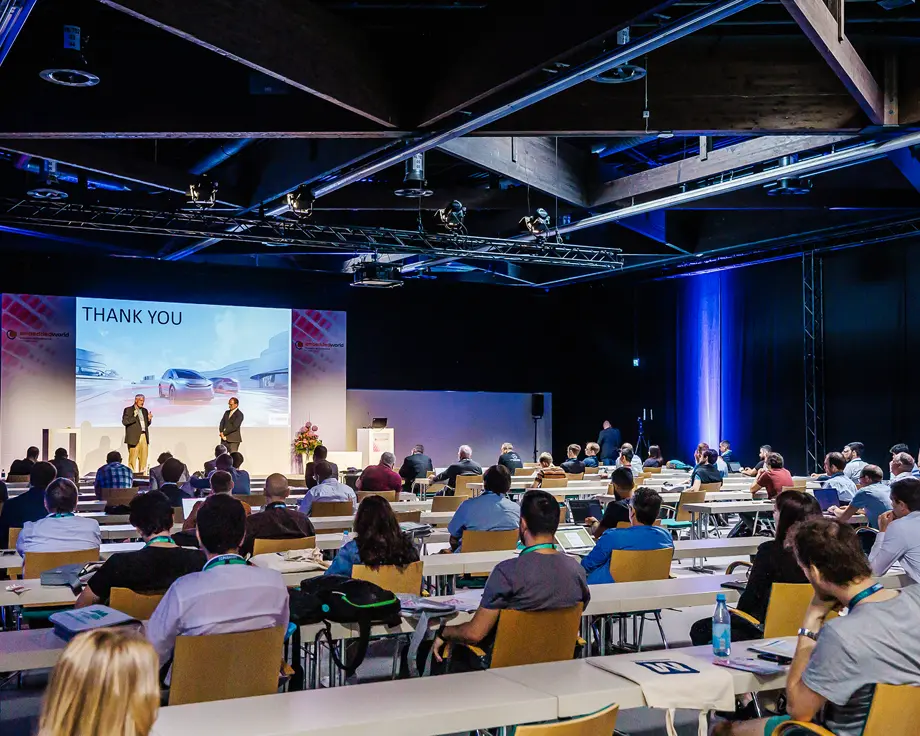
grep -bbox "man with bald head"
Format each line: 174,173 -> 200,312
356,451 -> 402,492
241,473 -> 315,557
429,445 -> 483,494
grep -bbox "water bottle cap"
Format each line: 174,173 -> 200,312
716,593 -> 726,601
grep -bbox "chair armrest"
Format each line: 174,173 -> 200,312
659,505 -> 677,519
728,608 -> 761,628
464,644 -> 487,658
772,722 -> 836,736
726,560 -> 753,574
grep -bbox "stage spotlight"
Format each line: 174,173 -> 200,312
26,160 -> 68,200
188,174 -> 218,208
435,200 -> 467,233
394,153 -> 433,198
40,24 -> 100,87
287,185 -> 314,218
520,208 -> 552,238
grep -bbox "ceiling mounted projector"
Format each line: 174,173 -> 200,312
350,262 -> 404,288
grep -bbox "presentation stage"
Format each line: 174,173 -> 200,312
75,298 -> 291,428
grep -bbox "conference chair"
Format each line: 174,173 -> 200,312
425,481 -> 449,499
7,474 -> 29,483
451,605 -> 584,671
98,487 -> 139,506
18,548 -> 100,628
168,625 -> 287,705
252,536 -> 316,556
454,474 -> 482,498
109,588 -> 165,620
726,582 -> 817,639
856,527 -> 879,556
245,493 -> 267,508
431,496 -> 464,513
310,501 -> 355,517
646,467 -> 662,474
514,467 -> 534,476
564,472 -> 585,481
523,462 -> 540,469
353,560 -> 423,595
603,547 -> 674,652
357,490 -> 397,503
773,685 -> 920,736
514,703 -> 620,736
584,466 -> 600,475
393,509 -> 422,524
659,490 -> 706,539
458,530 -> 520,587
540,477 -> 568,489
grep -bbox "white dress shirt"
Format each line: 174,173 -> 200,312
843,458 -> 867,483
145,559 -> 290,666
16,514 -> 101,555
298,478 -> 357,515
892,471 -> 915,483
136,407 -> 147,432
869,510 -> 920,583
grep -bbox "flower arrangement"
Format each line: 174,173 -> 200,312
293,422 -> 322,456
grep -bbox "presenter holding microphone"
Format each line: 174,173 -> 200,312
122,394 -> 152,473
219,396 -> 244,453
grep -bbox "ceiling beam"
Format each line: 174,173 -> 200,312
95,0 -> 397,127
888,147 -> 920,193
438,137 -> 589,207
593,134 -> 852,207
313,185 -> 531,212
779,0 -> 884,125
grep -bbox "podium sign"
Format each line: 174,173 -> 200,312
356,428 -> 395,468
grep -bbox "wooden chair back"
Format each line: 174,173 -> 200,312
698,482 -> 723,493
609,547 -> 673,583
252,536 -> 316,556
168,626 -> 286,705
565,472 -> 585,481
646,466 -> 662,474
109,587 -> 164,619
99,487 -> 139,506
454,475 -> 482,498
541,477 -> 568,489
23,548 -> 99,580
245,493 -> 266,509
352,560 -> 423,595
515,703 -> 619,736
559,506 -> 568,525
792,478 -> 807,490
462,529 -> 520,553
773,685 -> 920,736
172,506 -> 185,522
431,496 -> 464,512
762,583 -> 817,638
514,467 -> 534,476
8,527 -> 21,578
394,510 -> 422,524
490,605 -> 583,669
584,466 -> 600,474
309,501 -> 354,517
523,462 -> 540,468
7,474 -> 29,483
357,490 -> 397,503
675,490 -> 707,522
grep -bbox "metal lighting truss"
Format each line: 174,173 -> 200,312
802,251 -> 826,474
0,198 -> 624,269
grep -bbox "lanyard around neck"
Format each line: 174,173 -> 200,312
49,512 -> 75,518
146,535 -> 175,547
203,554 -> 247,571
266,501 -> 287,510
847,583 -> 884,610
520,543 -> 556,555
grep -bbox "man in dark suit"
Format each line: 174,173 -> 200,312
122,394 -> 152,473
399,444 -> 434,494
51,448 -> 80,482
430,445 -> 483,493
0,461 -> 56,546
597,420 -> 621,465
304,445 -> 338,489
9,446 -> 39,477
204,445 -> 227,474
219,397 -> 244,453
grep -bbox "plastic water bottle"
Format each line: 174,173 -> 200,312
712,593 -> 731,660
0,469 -> 5,481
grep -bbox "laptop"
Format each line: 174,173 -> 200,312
814,487 -> 840,514
727,461 -> 742,473
554,525 -> 596,556
371,417 -> 388,429
182,497 -> 200,521
568,499 -> 603,525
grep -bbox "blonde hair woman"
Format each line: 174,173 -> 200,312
38,628 -> 160,736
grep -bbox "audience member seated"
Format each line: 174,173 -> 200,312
890,443 -> 920,477
817,451 -> 857,502
190,453 -> 250,496
146,494 -> 290,669
181,470 -> 251,534
298,460 -> 357,515
870,476 -> 920,583
399,444 -> 434,493
94,451 -> 135,499
889,451 -> 916,482
750,452 -> 793,499
50,447 -> 80,482
531,452 -> 566,488
497,443 -> 524,475
741,444 -> 772,477
17,478 -> 101,554
76,491 -> 204,607
157,458 -> 192,508
38,628 -> 160,736
356,452 -> 402,492
690,448 -> 723,490
447,465 -> 520,552
304,445 -> 338,490
432,490 -> 590,670
241,474 -> 315,557
620,443 -> 644,476
429,445 -> 483,491
690,490 -> 821,646
714,518 -> 920,736
830,464 -> 891,529
584,467 -> 635,539
0,460 -> 56,545
842,441 -> 867,483
9,445 -> 39,477
229,452 -> 251,495
203,445 -> 226,474
583,442 -> 600,468
597,420 -> 621,465
325,495 -> 419,577
581,487 -> 673,584
560,444 -> 586,475
719,440 -> 734,464
643,445 -> 664,468
149,451 -> 173,491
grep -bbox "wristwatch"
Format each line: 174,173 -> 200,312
797,627 -> 819,642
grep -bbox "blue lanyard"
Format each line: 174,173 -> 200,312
49,513 -> 75,518
847,583 -> 884,610
520,543 -> 556,555
145,535 -> 175,547
266,502 -> 287,510
202,554 -> 247,571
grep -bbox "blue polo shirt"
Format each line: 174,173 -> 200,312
849,483 -> 892,529
581,524 -> 674,585
447,492 -> 520,551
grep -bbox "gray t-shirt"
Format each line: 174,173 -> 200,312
481,550 -> 591,612
803,584 -> 920,736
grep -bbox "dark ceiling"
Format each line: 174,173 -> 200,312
0,0 -> 919,287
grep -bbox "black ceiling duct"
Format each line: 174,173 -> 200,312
40,23 -> 99,87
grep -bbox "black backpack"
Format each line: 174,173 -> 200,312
289,575 -> 402,677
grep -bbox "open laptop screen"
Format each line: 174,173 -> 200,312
814,488 -> 839,512
554,526 -> 596,552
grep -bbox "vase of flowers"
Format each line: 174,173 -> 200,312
292,421 -> 322,473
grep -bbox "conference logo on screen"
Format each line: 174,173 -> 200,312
5,329 -> 70,342
293,340 -> 345,351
